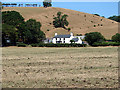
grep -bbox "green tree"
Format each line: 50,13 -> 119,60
18,19 -> 45,44
108,15 -> 120,22
112,33 -> 120,42
2,11 -> 24,27
70,40 -> 75,44
43,0 -> 52,7
53,12 -> 69,29
85,32 -> 105,45
2,24 -> 17,46
94,14 -> 100,16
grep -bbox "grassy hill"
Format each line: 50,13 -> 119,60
2,7 -> 118,39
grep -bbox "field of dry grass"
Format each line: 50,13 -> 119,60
2,7 -> 118,39
2,47 -> 118,88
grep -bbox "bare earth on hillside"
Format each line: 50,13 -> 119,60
2,7 -> 118,39
2,47 -> 118,88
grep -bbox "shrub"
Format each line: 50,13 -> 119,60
17,43 -> 27,47
47,29 -> 50,31
112,33 -> 120,42
67,28 -> 71,31
85,32 -> 105,45
76,34 -> 82,36
45,16 -> 48,18
91,21 -> 93,23
94,14 -> 100,16
31,43 -> 87,47
94,25 -> 96,27
31,44 -> 38,47
92,42 -> 120,46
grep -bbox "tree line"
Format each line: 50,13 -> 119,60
2,11 -> 45,46
2,9 -> 70,46
93,14 -> 120,23
85,32 -> 120,46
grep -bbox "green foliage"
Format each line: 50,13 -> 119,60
108,15 -> 120,22
17,42 -> 27,47
94,25 -> 96,27
92,42 -> 120,46
94,14 -> 100,16
2,24 -> 17,46
70,40 -> 75,44
31,43 -> 87,47
112,33 -> 120,42
43,0 -> 52,7
85,32 -> 105,45
2,11 -> 46,46
67,28 -> 71,31
2,11 -> 24,27
47,29 -> 50,31
18,19 -> 45,44
53,12 -> 69,29
76,34 -> 82,36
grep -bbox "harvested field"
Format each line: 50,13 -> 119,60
2,47 -> 118,88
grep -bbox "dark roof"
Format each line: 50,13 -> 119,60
53,35 -> 71,38
72,38 -> 79,42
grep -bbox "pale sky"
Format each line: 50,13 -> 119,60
1,0 -> 119,17
1,0 -> 120,2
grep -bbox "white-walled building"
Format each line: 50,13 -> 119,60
52,32 -> 84,44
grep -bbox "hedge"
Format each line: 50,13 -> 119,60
92,42 -> 120,46
31,43 -> 87,47
17,42 -> 27,47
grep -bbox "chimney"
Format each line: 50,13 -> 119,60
70,32 -> 73,36
55,33 -> 57,36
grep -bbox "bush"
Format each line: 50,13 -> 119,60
17,42 -> 27,47
112,33 -> 120,42
47,29 -> 50,31
67,28 -> 71,31
94,25 -> 96,27
94,14 -> 100,16
85,32 -> 105,45
92,42 -> 120,46
31,44 -> 38,47
31,43 -> 87,47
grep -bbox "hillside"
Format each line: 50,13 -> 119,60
2,7 -> 118,39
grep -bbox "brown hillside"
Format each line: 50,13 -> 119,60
2,7 -> 118,39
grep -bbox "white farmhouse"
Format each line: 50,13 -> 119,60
52,32 -> 84,44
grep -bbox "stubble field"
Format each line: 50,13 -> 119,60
2,47 -> 119,88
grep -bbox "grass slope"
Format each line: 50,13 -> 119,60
2,7 -> 118,39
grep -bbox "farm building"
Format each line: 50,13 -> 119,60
52,32 -> 85,44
